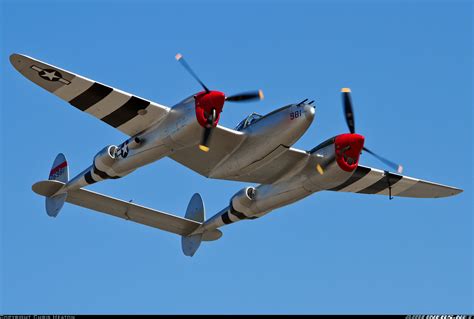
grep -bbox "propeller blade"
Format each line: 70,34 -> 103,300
363,147 -> 403,173
198,108 -> 217,152
341,88 -> 355,134
199,127 -> 213,152
226,90 -> 264,102
316,163 -> 325,175
175,53 -> 210,93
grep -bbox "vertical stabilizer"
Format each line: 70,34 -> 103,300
181,193 -> 205,256
46,153 -> 69,217
49,153 -> 68,183
184,193 -> 205,222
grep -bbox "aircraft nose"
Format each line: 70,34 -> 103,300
303,103 -> 315,121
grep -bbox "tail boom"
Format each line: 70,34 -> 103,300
33,180 -> 222,255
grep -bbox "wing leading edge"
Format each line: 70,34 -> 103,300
10,53 -> 170,136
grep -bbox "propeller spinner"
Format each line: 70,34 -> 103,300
175,54 -> 264,152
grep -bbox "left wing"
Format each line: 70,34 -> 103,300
10,53 -> 170,136
328,164 -> 462,198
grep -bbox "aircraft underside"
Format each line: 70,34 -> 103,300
11,53 -> 462,257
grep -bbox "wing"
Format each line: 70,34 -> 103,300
328,165 -> 462,198
10,53 -> 170,136
169,128 -> 309,184
32,180 -> 199,236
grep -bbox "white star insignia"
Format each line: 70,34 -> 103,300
41,70 -> 60,81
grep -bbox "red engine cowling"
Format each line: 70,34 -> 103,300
334,133 -> 365,172
194,91 -> 226,128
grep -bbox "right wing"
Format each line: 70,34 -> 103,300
328,165 -> 462,198
10,53 -> 170,136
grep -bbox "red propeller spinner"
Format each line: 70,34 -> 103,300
335,133 -> 365,172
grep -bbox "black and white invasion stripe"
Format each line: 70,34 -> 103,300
220,204 -> 258,225
328,165 -> 419,197
82,163 -> 122,186
66,82 -> 151,130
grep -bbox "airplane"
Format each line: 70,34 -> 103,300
10,53 -> 463,257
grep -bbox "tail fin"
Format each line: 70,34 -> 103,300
49,153 -> 68,182
181,193 -> 205,257
45,153 -> 69,217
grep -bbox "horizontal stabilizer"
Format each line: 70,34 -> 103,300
32,180 -> 208,236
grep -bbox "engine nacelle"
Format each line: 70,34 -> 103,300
230,186 -> 257,214
93,145 -> 119,178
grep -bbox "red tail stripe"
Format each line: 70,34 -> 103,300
50,161 -> 67,175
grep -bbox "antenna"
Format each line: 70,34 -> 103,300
297,98 -> 308,106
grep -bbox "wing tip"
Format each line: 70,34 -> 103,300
434,187 -> 463,198
9,53 -> 23,70
431,183 -> 463,198
399,183 -> 464,198
9,53 -> 35,72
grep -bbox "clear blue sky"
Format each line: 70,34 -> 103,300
1,0 -> 472,314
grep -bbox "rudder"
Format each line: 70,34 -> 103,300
45,153 -> 69,217
49,153 -> 68,182
181,193 -> 205,257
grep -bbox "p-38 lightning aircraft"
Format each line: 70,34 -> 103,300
11,53 -> 462,256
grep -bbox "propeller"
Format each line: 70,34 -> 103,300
226,90 -> 264,102
341,88 -> 403,173
175,53 -> 209,93
175,53 -> 264,151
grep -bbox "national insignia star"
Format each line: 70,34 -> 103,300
41,70 -> 59,81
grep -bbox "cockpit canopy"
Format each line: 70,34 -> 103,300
235,112 -> 263,131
